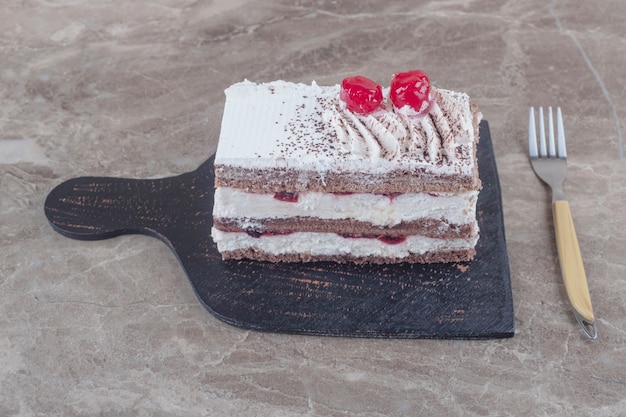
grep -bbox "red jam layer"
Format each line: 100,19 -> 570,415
340,233 -> 408,245
245,231 -> 408,245
273,192 -> 299,202
272,191 -> 420,202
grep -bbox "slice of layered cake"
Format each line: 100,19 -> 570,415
211,70 -> 481,264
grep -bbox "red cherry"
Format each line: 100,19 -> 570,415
377,235 -> 407,245
340,76 -> 383,115
389,70 -> 431,113
273,192 -> 299,202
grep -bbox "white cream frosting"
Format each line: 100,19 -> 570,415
214,80 -> 478,177
213,187 -> 478,227
211,228 -> 478,259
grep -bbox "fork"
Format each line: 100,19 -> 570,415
528,107 -> 597,339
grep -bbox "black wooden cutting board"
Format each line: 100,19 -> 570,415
45,120 -> 514,339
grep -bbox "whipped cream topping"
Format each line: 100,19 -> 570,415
215,80 -> 479,178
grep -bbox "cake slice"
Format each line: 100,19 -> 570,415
211,71 -> 481,264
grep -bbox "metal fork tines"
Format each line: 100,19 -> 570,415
528,107 -> 597,339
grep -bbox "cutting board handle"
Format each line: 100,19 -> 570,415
45,159 -> 214,249
44,175 -> 170,241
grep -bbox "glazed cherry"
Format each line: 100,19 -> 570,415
340,76 -> 383,115
389,70 -> 431,113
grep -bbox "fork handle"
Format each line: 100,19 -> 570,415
553,200 -> 596,338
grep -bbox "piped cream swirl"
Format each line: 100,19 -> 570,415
325,87 -> 474,163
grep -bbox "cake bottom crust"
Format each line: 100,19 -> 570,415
219,248 -> 476,265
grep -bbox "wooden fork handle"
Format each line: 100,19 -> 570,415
553,200 -> 596,334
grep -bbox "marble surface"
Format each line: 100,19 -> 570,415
2,0 -> 626,415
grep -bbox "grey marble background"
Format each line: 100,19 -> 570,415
2,0 -> 626,416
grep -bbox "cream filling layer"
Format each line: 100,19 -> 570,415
211,228 -> 478,258
213,188 -> 478,227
